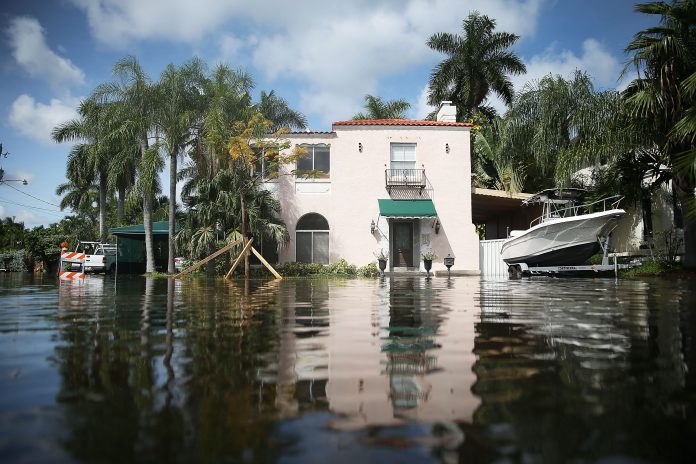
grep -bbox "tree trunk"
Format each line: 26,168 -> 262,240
117,185 -> 125,222
141,138 -> 155,273
240,194 -> 249,279
98,171 -> 108,242
143,193 -> 155,273
167,151 -> 177,274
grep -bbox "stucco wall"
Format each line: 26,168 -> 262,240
273,124 -> 480,272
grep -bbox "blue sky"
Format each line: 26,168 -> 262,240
0,0 -> 655,227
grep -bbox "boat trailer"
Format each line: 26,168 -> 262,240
506,235 -> 638,279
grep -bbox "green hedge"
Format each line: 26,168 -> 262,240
223,258 -> 379,278
0,250 -> 28,272
177,257 -> 381,279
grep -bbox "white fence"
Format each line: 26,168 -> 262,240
479,239 -> 508,278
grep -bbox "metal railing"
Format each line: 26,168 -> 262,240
530,195 -> 624,227
385,169 -> 427,191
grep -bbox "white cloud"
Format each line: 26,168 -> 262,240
522,39 -> 623,89
0,205 -> 5,217
6,16 -> 86,92
68,0 -> 544,125
218,34 -> 245,62
250,0 -> 544,125
70,0 -> 240,47
489,38 -> 625,114
413,84 -> 435,120
8,94 -> 80,145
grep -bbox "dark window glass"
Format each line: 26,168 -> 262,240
642,196 -> 653,241
297,152 -> 313,172
296,145 -> 330,178
297,213 -> 329,231
314,146 -> 330,175
314,232 -> 329,264
296,232 -> 312,263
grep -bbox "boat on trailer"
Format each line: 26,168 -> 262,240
501,188 -> 631,277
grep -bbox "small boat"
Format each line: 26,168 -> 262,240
500,188 -> 625,266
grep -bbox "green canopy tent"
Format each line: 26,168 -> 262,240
109,221 -> 180,274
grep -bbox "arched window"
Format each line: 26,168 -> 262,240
296,213 -> 329,264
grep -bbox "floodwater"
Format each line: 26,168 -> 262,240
1,273 -> 695,463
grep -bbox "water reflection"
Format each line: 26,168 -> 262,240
469,278 -> 696,462
1,273 -> 695,463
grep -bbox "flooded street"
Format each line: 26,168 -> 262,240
1,273 -> 695,463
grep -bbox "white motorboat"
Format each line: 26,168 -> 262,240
501,189 -> 625,266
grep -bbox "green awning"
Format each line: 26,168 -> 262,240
378,199 -> 437,218
109,221 -> 179,236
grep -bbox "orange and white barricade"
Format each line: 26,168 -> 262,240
59,250 -> 86,282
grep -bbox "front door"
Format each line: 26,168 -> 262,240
392,221 -> 414,268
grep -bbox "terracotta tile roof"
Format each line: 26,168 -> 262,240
333,119 -> 473,128
286,131 -> 335,135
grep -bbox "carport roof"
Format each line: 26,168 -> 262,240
471,188 -> 533,223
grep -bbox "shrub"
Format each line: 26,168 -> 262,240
357,262 -> 380,277
621,260 -> 674,278
0,250 -> 28,272
325,259 -> 357,276
227,258 -> 379,278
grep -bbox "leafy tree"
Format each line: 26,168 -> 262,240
0,216 -> 25,250
427,12 -> 526,121
352,95 -> 411,120
178,114 -> 302,277
623,0 -> 696,267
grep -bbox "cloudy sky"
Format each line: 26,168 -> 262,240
1,0 -> 654,227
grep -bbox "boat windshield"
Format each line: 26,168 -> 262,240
527,192 -> 623,227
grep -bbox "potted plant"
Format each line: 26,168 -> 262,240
374,249 -> 388,274
421,251 -> 437,274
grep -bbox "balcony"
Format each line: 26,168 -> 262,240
384,168 -> 433,199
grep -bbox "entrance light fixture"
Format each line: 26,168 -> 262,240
370,219 -> 376,234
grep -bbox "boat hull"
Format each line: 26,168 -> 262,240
501,209 -> 624,266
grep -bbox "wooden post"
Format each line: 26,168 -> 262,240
251,246 -> 283,280
173,237 -> 243,278
224,238 -> 254,280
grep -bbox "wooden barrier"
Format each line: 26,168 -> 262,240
173,237 -> 243,278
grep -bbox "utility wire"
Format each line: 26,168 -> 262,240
2,182 -> 62,207
0,197 -> 66,216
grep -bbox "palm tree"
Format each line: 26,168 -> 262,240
503,71 -> 632,183
52,98 -> 111,241
623,0 -> 696,267
196,64 -> 255,178
257,90 -> 307,131
427,12 -> 526,121
472,119 -> 528,193
154,59 -> 207,273
55,176 -> 98,222
94,56 -> 159,272
352,95 -> 411,120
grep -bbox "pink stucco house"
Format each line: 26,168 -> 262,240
266,101 -> 480,274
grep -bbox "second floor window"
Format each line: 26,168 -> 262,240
254,147 -> 279,181
390,143 -> 416,171
297,144 -> 330,179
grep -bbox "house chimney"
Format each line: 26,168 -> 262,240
436,101 -> 456,122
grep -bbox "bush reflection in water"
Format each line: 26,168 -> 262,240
0,273 -> 695,463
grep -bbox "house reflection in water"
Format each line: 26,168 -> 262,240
267,278 -> 480,429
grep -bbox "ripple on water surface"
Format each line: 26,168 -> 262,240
1,273 -> 695,463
